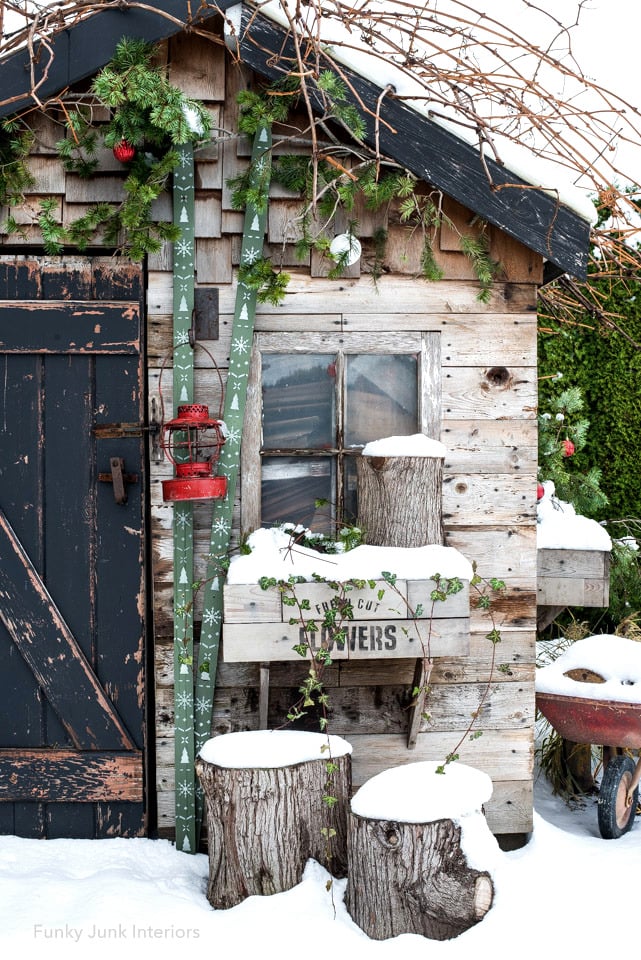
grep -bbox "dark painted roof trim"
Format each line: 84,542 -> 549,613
236,7 -> 590,279
0,0 -> 590,277
0,0 -> 235,116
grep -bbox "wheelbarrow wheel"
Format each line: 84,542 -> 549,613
597,755 -> 639,839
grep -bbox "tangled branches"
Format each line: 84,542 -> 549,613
2,0 -> 641,330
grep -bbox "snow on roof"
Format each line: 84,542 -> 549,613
536,634 -> 641,704
226,525 -> 474,584
537,482 -> 612,551
198,730 -> 352,768
234,1 -> 597,225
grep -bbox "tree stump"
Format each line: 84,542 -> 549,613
356,449 -> 444,547
346,761 -> 496,941
196,730 -> 352,909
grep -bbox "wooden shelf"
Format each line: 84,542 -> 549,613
537,548 -> 610,629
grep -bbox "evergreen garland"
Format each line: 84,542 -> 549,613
230,75 -> 498,300
1,48 -> 498,292
0,120 -> 34,207
2,37 -> 211,258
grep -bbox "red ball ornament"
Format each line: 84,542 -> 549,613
562,438 -> 575,457
537,483 -> 544,500
113,140 -> 135,163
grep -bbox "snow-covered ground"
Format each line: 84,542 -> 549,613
0,766 -> 638,959
1,436 -> 628,957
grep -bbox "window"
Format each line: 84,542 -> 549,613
242,332 -> 440,535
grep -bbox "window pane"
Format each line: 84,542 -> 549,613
262,354 -> 336,450
261,457 -> 334,533
345,355 -> 418,446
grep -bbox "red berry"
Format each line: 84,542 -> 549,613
537,483 -> 544,500
562,439 -> 575,457
113,140 -> 135,163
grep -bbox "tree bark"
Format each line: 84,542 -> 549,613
346,813 -> 493,940
196,751 -> 351,909
356,455 -> 444,547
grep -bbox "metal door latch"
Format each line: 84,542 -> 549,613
98,457 -> 139,504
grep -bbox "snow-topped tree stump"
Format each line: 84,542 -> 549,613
346,761 -> 497,941
196,730 -> 352,909
356,434 -> 445,547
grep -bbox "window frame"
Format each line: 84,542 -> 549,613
241,331 -> 441,533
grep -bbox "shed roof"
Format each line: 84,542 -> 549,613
0,0 -> 591,277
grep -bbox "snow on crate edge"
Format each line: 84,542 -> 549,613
537,481 -> 612,550
536,634 -> 641,704
198,730 -> 352,768
226,526 -> 473,584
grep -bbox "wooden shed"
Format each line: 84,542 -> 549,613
0,1 -> 592,845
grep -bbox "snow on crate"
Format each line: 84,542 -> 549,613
226,525 -> 473,584
537,481 -> 612,550
536,634 -> 641,704
198,730 -> 352,768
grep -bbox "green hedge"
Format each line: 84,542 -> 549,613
538,280 -> 641,521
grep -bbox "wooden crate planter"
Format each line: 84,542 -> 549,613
222,578 -> 470,662
537,548 -> 610,608
223,577 -> 470,746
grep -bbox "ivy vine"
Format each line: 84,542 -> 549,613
256,524 -> 506,774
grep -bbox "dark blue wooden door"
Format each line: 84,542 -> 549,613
0,257 -> 147,838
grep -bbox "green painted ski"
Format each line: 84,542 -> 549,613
194,123 -> 273,834
171,141 -> 197,854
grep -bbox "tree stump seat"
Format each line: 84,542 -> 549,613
196,730 -> 352,909
356,441 -> 445,548
346,761 -> 497,941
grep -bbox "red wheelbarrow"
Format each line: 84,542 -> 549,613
537,690 -> 641,839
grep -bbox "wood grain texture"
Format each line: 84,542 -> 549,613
0,256 -> 146,838
346,812 -> 494,940
0,300 -> 140,352
0,750 -> 143,801
197,748 -> 352,906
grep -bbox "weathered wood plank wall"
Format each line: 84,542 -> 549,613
0,30 -> 540,840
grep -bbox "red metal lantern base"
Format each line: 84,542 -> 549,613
162,475 -> 227,502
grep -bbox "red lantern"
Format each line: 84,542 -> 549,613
113,139 -> 136,163
161,404 -> 227,502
